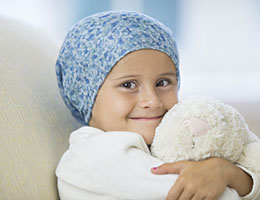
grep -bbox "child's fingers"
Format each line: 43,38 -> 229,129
166,184 -> 184,200
151,161 -> 188,174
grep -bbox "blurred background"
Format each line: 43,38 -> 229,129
1,0 -> 259,134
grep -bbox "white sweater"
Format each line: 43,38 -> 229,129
56,126 -> 260,200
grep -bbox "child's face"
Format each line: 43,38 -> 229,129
89,49 -> 178,144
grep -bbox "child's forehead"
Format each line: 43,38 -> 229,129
115,49 -> 169,64
108,49 -> 176,76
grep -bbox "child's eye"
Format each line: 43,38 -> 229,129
121,81 -> 137,89
156,79 -> 171,87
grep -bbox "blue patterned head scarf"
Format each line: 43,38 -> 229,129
56,11 -> 180,125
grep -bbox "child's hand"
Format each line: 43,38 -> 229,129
151,157 -> 252,200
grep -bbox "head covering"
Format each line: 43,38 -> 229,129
56,10 -> 180,125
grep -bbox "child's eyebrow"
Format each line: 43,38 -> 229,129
110,72 -> 176,81
160,72 -> 177,77
110,74 -> 141,80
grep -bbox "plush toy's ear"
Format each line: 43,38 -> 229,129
184,117 -> 211,137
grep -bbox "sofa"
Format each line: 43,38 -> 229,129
0,17 -> 81,199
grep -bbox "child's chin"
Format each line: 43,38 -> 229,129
126,122 -> 157,143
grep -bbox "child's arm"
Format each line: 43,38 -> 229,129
56,126 -> 176,199
56,126 -> 240,200
152,158 -> 259,200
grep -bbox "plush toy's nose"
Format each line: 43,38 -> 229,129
184,117 -> 211,137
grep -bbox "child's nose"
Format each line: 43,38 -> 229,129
138,87 -> 163,109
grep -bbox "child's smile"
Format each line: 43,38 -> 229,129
89,49 -> 178,144
129,115 -> 164,121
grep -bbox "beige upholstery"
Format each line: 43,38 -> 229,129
0,17 -> 81,199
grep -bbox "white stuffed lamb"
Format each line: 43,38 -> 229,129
151,96 -> 260,175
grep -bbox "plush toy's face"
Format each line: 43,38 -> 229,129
151,97 -> 249,163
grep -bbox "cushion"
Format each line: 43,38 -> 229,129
0,17 -> 81,199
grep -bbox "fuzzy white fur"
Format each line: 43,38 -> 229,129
151,96 -> 260,175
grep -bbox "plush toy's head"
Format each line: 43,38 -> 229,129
151,96 -> 250,163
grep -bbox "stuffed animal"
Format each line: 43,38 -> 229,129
151,96 -> 260,174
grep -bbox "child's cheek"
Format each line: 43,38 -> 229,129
113,93 -> 136,118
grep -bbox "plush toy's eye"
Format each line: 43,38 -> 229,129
191,141 -> 195,149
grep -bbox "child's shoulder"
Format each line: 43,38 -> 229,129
71,126 -> 141,138
69,126 -> 149,152
72,126 -> 104,135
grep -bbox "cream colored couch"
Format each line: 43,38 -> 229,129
0,17 -> 81,199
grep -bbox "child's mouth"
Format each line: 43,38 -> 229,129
129,115 -> 164,121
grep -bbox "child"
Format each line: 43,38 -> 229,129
55,11 -> 259,200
